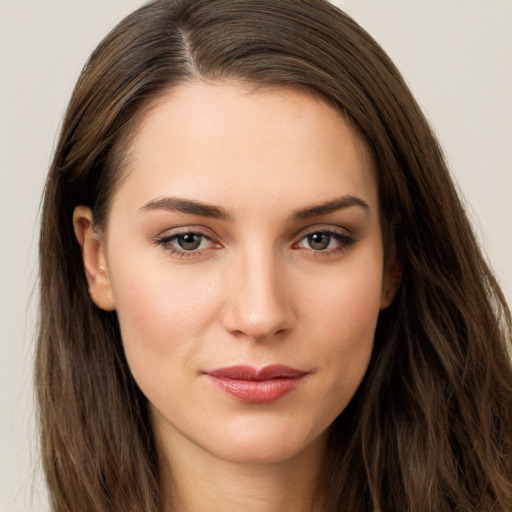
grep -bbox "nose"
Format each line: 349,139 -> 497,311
221,246 -> 296,342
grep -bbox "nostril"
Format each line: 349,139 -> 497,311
223,310 -> 294,342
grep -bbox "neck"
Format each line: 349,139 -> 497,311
157,430 -> 327,512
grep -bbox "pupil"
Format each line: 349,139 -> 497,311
308,233 -> 330,250
178,234 -> 202,250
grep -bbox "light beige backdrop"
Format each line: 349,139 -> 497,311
1,1 -> 511,511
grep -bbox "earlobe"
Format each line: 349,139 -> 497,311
73,206 -> 116,311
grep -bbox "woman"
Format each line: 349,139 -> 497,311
36,0 -> 512,511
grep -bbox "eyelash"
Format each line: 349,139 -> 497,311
293,229 -> 356,257
154,229 -> 218,259
154,227 -> 356,259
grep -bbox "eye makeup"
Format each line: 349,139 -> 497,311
152,224 -> 357,260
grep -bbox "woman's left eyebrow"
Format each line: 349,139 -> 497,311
291,195 -> 370,220
138,196 -> 232,221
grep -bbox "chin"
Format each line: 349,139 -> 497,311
201,423 -> 329,466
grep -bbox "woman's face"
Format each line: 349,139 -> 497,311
79,81 -> 396,465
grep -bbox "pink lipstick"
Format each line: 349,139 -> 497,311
204,365 -> 306,404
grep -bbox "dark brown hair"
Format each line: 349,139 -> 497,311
36,1 -> 512,511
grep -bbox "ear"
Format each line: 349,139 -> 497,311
380,244 -> 401,310
73,206 -> 116,311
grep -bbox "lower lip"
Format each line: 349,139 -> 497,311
205,375 -> 305,404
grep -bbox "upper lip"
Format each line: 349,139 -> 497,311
204,365 -> 306,380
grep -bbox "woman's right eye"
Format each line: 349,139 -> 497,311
155,231 -> 217,257
173,233 -> 205,251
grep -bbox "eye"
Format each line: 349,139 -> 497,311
295,229 -> 355,253
174,233 -> 205,251
154,230 -> 218,257
304,232 -> 333,251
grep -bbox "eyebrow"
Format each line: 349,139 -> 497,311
139,196 -> 232,221
139,194 -> 369,222
291,195 -> 370,220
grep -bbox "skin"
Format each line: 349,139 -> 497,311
74,81 -> 399,512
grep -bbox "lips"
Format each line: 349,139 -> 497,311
203,365 -> 307,404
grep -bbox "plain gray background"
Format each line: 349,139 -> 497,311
1,1 -> 511,510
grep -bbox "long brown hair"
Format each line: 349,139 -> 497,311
36,1 -> 512,511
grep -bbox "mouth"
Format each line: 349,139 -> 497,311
203,365 -> 307,404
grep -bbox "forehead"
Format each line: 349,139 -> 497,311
111,81 -> 377,216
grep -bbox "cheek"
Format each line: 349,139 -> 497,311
307,256 -> 383,343
108,253 -> 220,372
303,258 -> 383,406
